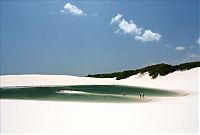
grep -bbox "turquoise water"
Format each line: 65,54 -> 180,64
0,85 -> 180,103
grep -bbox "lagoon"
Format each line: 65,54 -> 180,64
0,85 -> 180,103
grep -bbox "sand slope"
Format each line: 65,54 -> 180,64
0,68 -> 199,134
1,67 -> 199,92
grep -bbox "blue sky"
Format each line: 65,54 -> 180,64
1,0 -> 199,76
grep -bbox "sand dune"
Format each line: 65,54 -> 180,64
0,68 -> 199,134
1,67 -> 199,92
0,74 -> 116,88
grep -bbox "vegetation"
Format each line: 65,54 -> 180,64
87,61 -> 200,80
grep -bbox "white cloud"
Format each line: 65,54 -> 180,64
111,14 -> 161,42
175,46 -> 185,51
183,53 -> 200,62
118,19 -> 142,35
135,30 -> 161,42
111,14 -> 122,24
63,3 -> 86,16
197,37 -> 200,45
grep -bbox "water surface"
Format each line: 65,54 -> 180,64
0,85 -> 181,103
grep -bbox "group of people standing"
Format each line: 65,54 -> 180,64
139,93 -> 144,98
122,92 -> 145,98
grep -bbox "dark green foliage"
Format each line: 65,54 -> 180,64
87,61 -> 200,80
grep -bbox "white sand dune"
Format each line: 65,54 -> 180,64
0,67 -> 199,134
0,74 -> 116,88
1,68 -> 199,92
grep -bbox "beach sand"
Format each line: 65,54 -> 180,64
0,67 -> 199,134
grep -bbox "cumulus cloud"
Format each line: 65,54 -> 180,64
118,19 -> 142,35
111,14 -> 142,35
183,53 -> 200,62
135,30 -> 161,42
111,14 -> 122,24
62,3 -> 86,16
175,46 -> 185,51
111,14 -> 161,42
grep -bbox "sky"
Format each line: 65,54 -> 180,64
0,0 -> 199,76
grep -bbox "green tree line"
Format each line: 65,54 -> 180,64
87,61 -> 200,80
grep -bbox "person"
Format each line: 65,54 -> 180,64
142,93 -> 144,98
123,92 -> 126,96
139,93 -> 141,98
